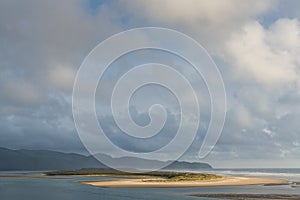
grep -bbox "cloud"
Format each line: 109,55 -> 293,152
119,0 -> 275,54
0,76 -> 41,108
0,0 -> 300,167
48,65 -> 77,92
225,18 -> 300,88
0,0 -> 121,153
120,0 -> 273,26
124,1 -> 300,166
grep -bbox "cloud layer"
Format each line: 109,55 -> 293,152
1,0 -> 300,167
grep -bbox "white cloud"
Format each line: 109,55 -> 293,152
121,0 -> 273,25
48,65 -> 77,91
120,0 -> 275,54
225,19 -> 300,89
262,128 -> 274,137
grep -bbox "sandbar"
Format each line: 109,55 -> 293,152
80,176 -> 288,188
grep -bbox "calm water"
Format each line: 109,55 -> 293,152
1,169 -> 300,200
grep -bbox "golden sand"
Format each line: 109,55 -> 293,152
80,176 -> 288,188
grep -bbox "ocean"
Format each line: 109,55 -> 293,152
1,169 -> 300,200
196,168 -> 300,182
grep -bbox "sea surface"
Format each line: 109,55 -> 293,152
1,169 -> 300,200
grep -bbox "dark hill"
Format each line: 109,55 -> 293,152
0,147 -> 212,171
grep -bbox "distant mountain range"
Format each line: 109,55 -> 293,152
0,147 -> 212,171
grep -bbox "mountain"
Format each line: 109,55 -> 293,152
0,147 -> 105,170
0,147 -> 212,171
166,161 -> 212,170
93,154 -> 212,170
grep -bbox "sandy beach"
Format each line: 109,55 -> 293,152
80,176 -> 288,188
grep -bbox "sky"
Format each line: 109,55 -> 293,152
1,0 -> 300,168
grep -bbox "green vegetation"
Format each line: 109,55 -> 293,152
45,168 -> 222,182
144,173 -> 221,182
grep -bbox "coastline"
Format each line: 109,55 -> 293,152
191,193 -> 300,200
79,175 -> 288,188
1,170 -> 299,200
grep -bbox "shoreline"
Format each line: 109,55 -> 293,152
80,175 -> 288,188
191,193 -> 300,200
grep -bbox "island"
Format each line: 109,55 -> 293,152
45,168 -> 288,188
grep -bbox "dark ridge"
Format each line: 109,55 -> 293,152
0,147 -> 212,171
